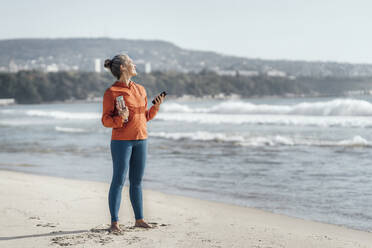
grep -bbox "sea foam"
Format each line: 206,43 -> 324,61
26,110 -> 100,120
0,109 -> 100,120
156,113 -> 372,128
55,126 -> 89,133
162,99 -> 372,116
149,132 -> 371,147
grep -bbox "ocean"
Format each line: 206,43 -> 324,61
1,96 -> 371,232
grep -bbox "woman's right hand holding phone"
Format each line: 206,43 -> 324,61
152,91 -> 167,109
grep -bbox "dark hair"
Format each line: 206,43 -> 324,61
104,54 -> 130,79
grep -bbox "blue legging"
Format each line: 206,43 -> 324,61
109,139 -> 147,222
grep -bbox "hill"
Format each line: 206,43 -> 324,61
1,38 -> 372,78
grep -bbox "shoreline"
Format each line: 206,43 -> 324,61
1,170 -> 372,247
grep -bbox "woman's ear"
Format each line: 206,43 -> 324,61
120,64 -> 127,72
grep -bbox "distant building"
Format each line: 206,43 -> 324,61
135,60 -> 152,74
345,89 -> 372,96
46,63 -> 59,72
145,62 -> 151,73
0,98 -> 15,105
213,69 -> 259,77
266,69 -> 287,77
216,70 -> 237,76
238,70 -> 259,77
9,60 -> 18,73
94,58 -> 101,73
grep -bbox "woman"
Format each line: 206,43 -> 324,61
101,54 -> 164,233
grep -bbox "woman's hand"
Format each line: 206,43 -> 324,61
153,94 -> 165,108
116,102 -> 129,123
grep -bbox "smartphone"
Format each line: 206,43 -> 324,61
152,91 -> 167,105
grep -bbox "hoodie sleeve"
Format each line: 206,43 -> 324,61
101,89 -> 123,128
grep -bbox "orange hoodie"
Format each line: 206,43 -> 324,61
101,81 -> 159,140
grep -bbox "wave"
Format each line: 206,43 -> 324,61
3,109 -> 370,128
55,126 -> 89,133
2,98 -> 372,129
150,131 -> 245,143
0,109 -> 100,120
156,113 -> 372,128
149,132 -> 371,147
336,136 -> 370,147
161,99 -> 372,116
26,110 -> 100,120
239,135 -> 370,147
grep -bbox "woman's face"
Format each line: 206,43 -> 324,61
126,58 -> 137,77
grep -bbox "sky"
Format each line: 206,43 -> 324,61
1,0 -> 372,64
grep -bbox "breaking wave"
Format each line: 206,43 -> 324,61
150,132 -> 371,147
0,109 -> 100,120
55,126 -> 89,133
162,99 -> 372,116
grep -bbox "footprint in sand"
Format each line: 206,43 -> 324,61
36,222 -> 58,228
92,222 -> 169,233
148,222 -> 169,227
51,232 -> 114,246
128,222 -> 169,230
28,216 -> 58,228
28,216 -> 41,220
51,222 -> 169,246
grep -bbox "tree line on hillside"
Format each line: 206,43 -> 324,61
0,70 -> 311,104
2,70 -> 371,104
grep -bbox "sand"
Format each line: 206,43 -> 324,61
0,170 -> 372,248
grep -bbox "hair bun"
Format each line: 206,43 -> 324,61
104,59 -> 112,69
